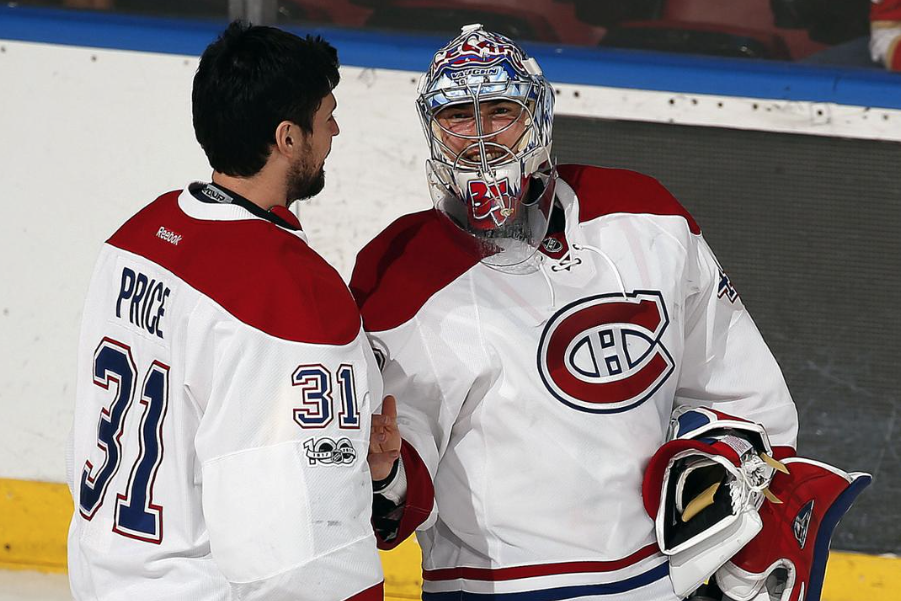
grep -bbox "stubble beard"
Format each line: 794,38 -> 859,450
286,150 -> 326,207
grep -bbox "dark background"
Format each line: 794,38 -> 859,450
555,115 -> 901,554
14,0 -> 885,68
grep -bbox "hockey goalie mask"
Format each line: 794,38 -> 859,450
417,24 -> 557,271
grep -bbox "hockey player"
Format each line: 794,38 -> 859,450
67,22 -> 386,601
871,0 -> 901,70
356,25 -> 868,601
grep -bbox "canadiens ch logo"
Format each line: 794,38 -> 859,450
537,291 -> 675,414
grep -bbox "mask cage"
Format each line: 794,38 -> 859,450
417,25 -> 557,272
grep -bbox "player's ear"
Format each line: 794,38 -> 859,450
274,121 -> 297,158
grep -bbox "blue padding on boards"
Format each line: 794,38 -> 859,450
0,6 -> 225,56
3,5 -> 901,110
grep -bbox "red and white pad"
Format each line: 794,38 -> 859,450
715,458 -> 871,601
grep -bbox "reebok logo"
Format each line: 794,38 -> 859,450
156,226 -> 183,246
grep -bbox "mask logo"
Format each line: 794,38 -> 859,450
468,178 -> 513,227
538,291 -> 674,413
433,32 -> 528,77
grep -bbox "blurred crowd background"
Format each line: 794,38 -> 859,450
16,0 -> 901,71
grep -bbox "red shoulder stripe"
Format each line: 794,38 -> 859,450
350,210 -> 480,333
107,191 -> 360,345
558,164 -> 700,235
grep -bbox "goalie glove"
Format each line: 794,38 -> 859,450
642,407 -> 787,598
714,458 -> 871,601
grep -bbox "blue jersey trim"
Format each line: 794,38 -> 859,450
3,5 -> 901,110
421,562 -> 669,600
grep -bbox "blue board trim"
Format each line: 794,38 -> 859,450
3,5 -> 901,110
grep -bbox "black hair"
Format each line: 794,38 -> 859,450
192,21 -> 340,177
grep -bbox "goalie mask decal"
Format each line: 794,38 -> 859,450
467,178 -> 513,227
431,32 -> 530,76
537,291 -> 674,414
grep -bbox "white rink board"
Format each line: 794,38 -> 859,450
1,39 -> 898,482
0,40 -> 429,482
0,41 -> 208,483
552,83 -> 901,142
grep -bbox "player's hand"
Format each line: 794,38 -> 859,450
369,395 -> 401,481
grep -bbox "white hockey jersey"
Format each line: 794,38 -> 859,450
350,165 -> 799,601
67,183 -> 383,601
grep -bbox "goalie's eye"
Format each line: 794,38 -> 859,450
437,105 -> 475,124
487,101 -> 521,117
446,110 -> 472,121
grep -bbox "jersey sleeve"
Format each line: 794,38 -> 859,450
188,306 -> 383,601
675,233 -> 799,452
350,210 -> 483,547
366,309 -> 480,544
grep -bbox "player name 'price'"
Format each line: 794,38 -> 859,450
116,267 -> 171,339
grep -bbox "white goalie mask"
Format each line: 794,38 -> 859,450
417,24 -> 557,271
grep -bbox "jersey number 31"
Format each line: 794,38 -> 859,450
78,338 -> 169,543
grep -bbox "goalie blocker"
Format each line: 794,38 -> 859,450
643,408 -> 870,601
